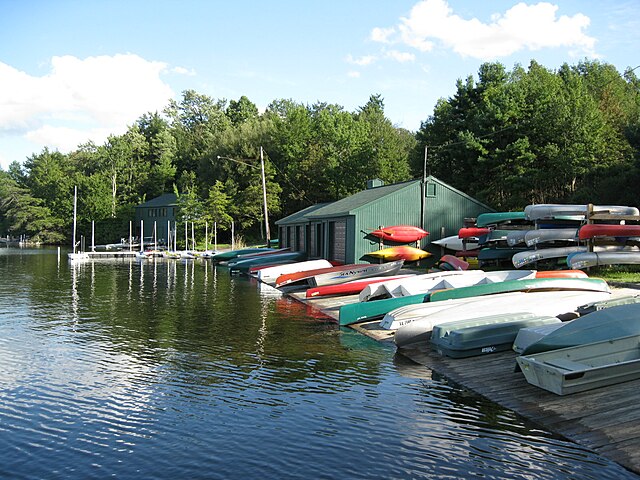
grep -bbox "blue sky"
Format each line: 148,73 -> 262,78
1,0 -> 639,170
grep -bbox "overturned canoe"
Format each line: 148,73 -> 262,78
256,259 -> 333,285
568,251 -> 640,269
578,223 -> 640,240
276,260 -> 404,289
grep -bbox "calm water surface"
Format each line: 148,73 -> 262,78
0,248 -> 636,479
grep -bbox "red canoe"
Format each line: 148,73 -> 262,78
458,227 -> 490,239
305,275 -> 410,298
370,225 -> 429,243
535,270 -> 588,279
578,224 -> 640,240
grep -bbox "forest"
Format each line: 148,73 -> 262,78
0,59 -> 639,247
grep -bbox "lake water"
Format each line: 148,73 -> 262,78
0,247 -> 637,480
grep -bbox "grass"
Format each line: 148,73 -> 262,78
586,266 -> 640,284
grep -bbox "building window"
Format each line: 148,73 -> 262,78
426,182 -> 437,197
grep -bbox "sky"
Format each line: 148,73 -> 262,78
1,0 -> 639,170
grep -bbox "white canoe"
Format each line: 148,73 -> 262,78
524,228 -> 579,247
568,251 -> 640,269
257,259 -> 333,285
311,260 -> 404,287
524,204 -> 639,221
507,230 -> 528,246
512,246 -> 587,268
431,235 -> 479,251
393,290 -> 611,348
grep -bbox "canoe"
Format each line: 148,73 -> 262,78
476,212 -> 527,227
339,293 -> 426,326
393,290 -> 611,348
365,246 -> 431,262
427,277 -> 609,303
431,314 -> 561,359
370,225 -> 429,243
576,294 -> 640,315
520,303 -> 640,356
233,247 -> 292,259
276,260 -> 404,289
517,334 -> 640,395
211,247 -> 275,262
534,270 -> 587,279
228,251 -> 307,273
431,235 -> 479,251
567,251 -> 640,269
256,259 -> 333,285
478,229 -> 513,245
455,249 -> 479,258
524,228 -> 579,247
459,227 -> 490,239
512,246 -> 587,268
525,204 -> 639,221
305,275 -> 411,298
506,230 -> 528,246
578,223 -> 640,240
478,247 -> 530,261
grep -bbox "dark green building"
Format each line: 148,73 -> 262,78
276,177 -> 493,264
134,193 -> 178,245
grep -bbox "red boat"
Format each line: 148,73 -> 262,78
535,270 -> 588,279
305,275 -> 410,298
370,225 -> 429,243
578,224 -> 640,240
458,227 -> 490,239
275,261 -> 403,289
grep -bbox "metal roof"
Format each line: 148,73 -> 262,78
135,193 -> 178,209
275,203 -> 331,225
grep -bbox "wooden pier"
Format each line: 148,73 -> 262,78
289,286 -> 640,475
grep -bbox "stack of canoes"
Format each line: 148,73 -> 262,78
365,225 -> 431,263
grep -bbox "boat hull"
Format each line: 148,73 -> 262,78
365,246 -> 430,262
370,225 -> 429,243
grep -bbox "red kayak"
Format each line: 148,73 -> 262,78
578,224 -> 640,240
458,227 -> 490,239
535,270 -> 588,279
370,225 -> 429,243
305,275 -> 410,298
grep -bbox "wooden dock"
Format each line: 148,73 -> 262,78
289,286 -> 640,475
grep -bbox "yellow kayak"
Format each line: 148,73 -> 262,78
366,246 -> 431,262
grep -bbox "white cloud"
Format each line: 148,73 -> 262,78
172,66 -> 197,76
372,0 -> 597,59
345,54 -> 377,66
347,71 -> 361,78
370,26 -> 395,43
0,53 -> 174,159
386,50 -> 416,63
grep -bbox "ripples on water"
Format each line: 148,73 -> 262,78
0,248 -> 636,479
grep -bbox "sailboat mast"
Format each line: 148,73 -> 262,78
72,186 -> 78,254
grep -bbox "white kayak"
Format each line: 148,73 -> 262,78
256,259 -> 333,285
393,289 -> 611,348
431,235 -> 479,251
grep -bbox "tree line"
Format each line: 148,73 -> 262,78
0,59 -> 638,246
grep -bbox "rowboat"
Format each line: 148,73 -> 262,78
520,303 -> 640,356
431,235 -> 479,251
567,251 -> 640,269
275,260 -> 404,289
211,247 -> 275,262
517,334 -> 640,395
370,225 -> 429,243
228,251 -> 307,273
525,204 -> 639,221
431,314 -> 561,358
427,277 -> 609,303
392,290 -> 611,348
524,228 -> 579,247
339,292 -> 426,326
305,275 -> 411,298
578,223 -> 640,240
365,246 -> 431,262
476,211 -> 527,227
256,259 -> 333,285
437,254 -> 469,270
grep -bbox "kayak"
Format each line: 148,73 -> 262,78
369,225 -> 429,243
365,246 -> 431,262
578,224 -> 640,240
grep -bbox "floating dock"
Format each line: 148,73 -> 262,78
288,285 -> 640,475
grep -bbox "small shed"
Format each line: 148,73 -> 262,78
276,176 -> 493,264
134,193 -> 178,245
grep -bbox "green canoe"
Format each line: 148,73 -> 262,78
339,293 -> 426,326
211,247 -> 274,262
476,211 -> 527,227
428,277 -> 610,303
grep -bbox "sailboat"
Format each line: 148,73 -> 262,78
68,186 -> 90,261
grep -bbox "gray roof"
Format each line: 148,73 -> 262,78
135,193 -> 178,209
275,203 -> 331,225
306,179 -> 419,219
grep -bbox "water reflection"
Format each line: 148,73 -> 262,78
0,249 -> 636,479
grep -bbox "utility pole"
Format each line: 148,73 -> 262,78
260,146 -> 271,245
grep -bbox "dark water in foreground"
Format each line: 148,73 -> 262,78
0,248 -> 636,479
